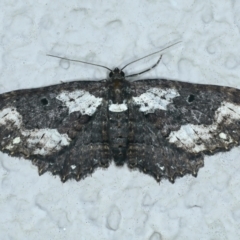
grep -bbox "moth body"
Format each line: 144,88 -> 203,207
107,68 -> 130,165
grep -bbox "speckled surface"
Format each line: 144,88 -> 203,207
1,1 -> 240,240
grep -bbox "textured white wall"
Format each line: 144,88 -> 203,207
0,1 -> 240,240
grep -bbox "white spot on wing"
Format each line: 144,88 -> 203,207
22,129 -> 70,156
215,102 -> 240,123
109,101 -> 128,112
133,88 -> 180,113
219,132 -> 227,140
13,137 -> 21,144
56,90 -> 102,116
168,101 -> 240,153
5,144 -> 13,150
0,108 -> 22,127
168,124 -> 217,153
0,107 -> 71,156
71,165 -> 76,170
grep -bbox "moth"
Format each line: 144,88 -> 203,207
1,44 -> 240,183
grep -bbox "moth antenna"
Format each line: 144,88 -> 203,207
46,54 -> 112,71
121,41 -> 181,71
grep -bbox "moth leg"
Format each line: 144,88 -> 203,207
126,55 -> 162,78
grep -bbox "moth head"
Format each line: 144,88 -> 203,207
109,68 -> 125,81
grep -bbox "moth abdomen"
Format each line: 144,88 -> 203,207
108,110 -> 129,165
